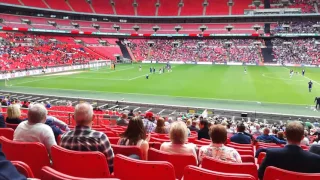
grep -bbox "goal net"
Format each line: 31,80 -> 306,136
89,60 -> 112,71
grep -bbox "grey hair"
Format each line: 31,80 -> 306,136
169,121 -> 188,144
28,103 -> 48,124
74,102 -> 93,125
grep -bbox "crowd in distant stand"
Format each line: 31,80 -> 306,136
0,32 -> 100,72
272,38 -> 320,64
272,21 -> 320,34
128,39 -> 262,63
270,0 -> 316,13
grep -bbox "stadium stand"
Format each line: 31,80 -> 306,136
206,0 -> 229,15
91,0 -> 114,14
157,0 -> 180,16
114,0 -> 135,15
68,0 -> 93,13
136,0 -> 157,16
0,0 -> 21,5
20,0 -> 48,8
44,0 -> 72,11
180,0 -> 203,16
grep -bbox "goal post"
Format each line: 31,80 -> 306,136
89,60 -> 112,71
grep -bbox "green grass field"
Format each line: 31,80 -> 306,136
4,64 -> 320,106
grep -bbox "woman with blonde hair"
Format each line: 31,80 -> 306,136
160,121 -> 197,162
6,104 -> 23,124
154,117 -> 168,134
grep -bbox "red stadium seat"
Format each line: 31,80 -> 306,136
108,137 -> 120,144
114,154 -> 176,180
229,142 -> 253,147
148,148 -> 197,179
264,166 -> 320,180
41,166 -> 120,180
201,156 -> 258,180
149,142 -> 161,150
241,155 -> 255,163
226,144 -> 253,150
51,145 -> 110,178
0,137 -> 50,178
150,137 -> 170,143
194,140 -> 211,145
11,161 -> 35,178
111,144 -> 142,158
5,122 -> 19,130
257,152 -> 266,165
0,128 -> 14,140
184,165 -> 256,180
237,149 -> 254,156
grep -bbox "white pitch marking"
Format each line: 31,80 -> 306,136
282,67 -> 320,86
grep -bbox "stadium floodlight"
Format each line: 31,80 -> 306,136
132,2 -> 138,7
253,24 -> 261,32
225,25 -> 234,32
110,0 -> 115,5
92,23 -> 100,29
152,25 -> 160,33
147,41 -> 155,47
203,1 -> 208,6
133,25 -> 140,33
155,2 -> 160,7
174,25 -> 182,33
48,20 -> 57,27
113,24 -> 121,32
253,0 -> 261,9
71,22 -> 79,28
199,25 -> 207,33
281,0 -> 290,7
21,18 -> 31,25
179,2 -> 184,7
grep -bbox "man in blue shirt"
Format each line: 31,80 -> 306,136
0,144 -> 26,180
256,128 -> 286,144
230,123 -> 251,144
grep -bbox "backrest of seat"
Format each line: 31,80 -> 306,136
114,154 -> 176,180
264,166 -> 320,180
0,137 -> 50,178
237,149 -> 254,156
148,148 -> 197,179
149,142 -> 161,150
150,137 -> 170,143
108,137 -> 120,144
229,142 -> 253,147
241,155 -> 255,163
202,156 -> 258,179
4,122 -> 18,130
257,152 -> 266,165
184,165 -> 256,180
51,145 -> 110,178
111,144 -> 142,158
226,144 -> 253,150
11,161 -> 35,178
41,166 -> 120,180
0,128 -> 14,140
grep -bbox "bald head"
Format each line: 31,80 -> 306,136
74,103 -> 93,126
28,103 -> 47,124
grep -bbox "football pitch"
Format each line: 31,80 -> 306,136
2,64 -> 320,116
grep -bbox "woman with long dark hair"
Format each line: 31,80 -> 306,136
117,116 -> 150,160
154,117 -> 168,134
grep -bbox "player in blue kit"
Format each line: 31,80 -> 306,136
309,80 -> 313,92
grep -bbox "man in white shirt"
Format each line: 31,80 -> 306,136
13,103 -> 56,154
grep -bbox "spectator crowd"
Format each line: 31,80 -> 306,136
1,98 -> 320,179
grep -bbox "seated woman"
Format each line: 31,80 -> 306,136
199,124 -> 242,164
160,121 -> 197,162
6,104 -> 23,124
154,117 -> 168,134
117,117 -> 149,160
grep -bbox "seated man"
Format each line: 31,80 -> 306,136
258,121 -> 320,180
116,114 -> 129,126
60,103 -> 114,173
256,128 -> 286,144
14,104 -> 56,155
230,123 -> 251,144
